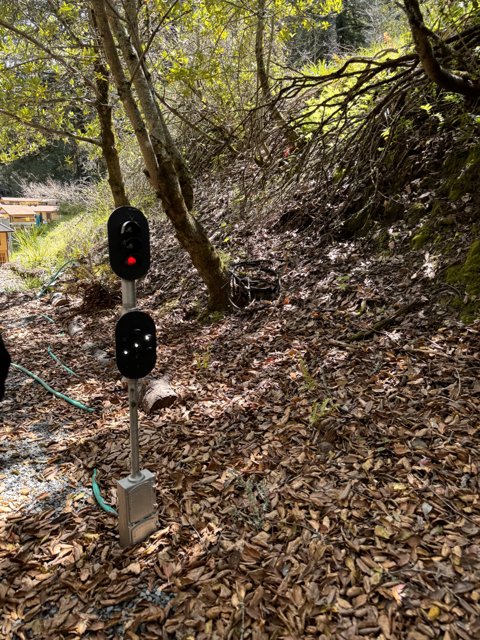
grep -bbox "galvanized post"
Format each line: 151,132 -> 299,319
127,379 -> 141,480
121,279 -> 136,312
121,279 -> 141,480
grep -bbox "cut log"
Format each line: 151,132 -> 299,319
139,377 -> 177,413
68,316 -> 85,337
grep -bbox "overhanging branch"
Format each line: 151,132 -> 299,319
403,0 -> 480,98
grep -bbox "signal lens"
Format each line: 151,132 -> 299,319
121,220 -> 141,236
126,255 -> 137,266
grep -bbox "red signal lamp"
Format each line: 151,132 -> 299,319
126,255 -> 137,266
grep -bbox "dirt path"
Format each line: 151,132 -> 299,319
1,293 -> 92,515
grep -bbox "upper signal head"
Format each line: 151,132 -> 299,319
108,206 -> 150,281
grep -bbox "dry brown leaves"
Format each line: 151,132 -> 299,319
0,227 -> 479,640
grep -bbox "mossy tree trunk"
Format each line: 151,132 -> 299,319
403,0 -> 480,98
92,52 -> 129,208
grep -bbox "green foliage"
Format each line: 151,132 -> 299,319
309,398 -> 334,426
300,32 -> 410,135
12,226 -> 50,270
21,275 -> 44,291
0,142 -> 84,195
298,355 -> 317,391
12,224 -> 64,272
334,0 -> 404,51
150,0 -> 344,158
0,0 -> 104,175
426,0 -> 480,31
1,0 -> 475,284
336,275 -> 350,290
194,347 -> 211,370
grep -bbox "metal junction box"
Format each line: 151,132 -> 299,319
117,470 -> 157,547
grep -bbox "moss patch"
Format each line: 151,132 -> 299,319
446,239 -> 480,322
449,295 -> 479,324
157,298 -> 181,317
382,198 -> 404,223
411,225 -> 431,249
438,214 -> 456,227
374,227 -> 390,250
341,205 -> 377,238
406,202 -> 426,224
447,240 -> 480,296
443,144 -> 480,201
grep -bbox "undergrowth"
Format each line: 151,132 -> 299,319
11,181 -> 113,276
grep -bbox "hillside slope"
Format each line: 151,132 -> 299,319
1,174 -> 479,637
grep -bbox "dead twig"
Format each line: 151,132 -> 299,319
345,301 -> 422,342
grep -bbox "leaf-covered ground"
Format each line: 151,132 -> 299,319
1,208 -> 479,640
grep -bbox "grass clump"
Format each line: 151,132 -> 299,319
11,180 -> 114,276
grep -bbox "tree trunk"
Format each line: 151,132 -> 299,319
90,0 -> 230,311
122,0 -> 194,211
92,52 -> 129,208
403,0 -> 480,98
255,0 -> 299,147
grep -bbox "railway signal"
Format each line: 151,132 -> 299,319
107,206 -> 158,547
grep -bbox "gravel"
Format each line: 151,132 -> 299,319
0,264 -> 26,295
0,420 -> 90,514
94,586 -> 174,638
9,586 -> 174,639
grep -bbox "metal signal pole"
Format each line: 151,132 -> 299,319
121,280 -> 141,480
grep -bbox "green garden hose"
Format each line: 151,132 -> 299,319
47,346 -> 79,377
11,363 -> 94,412
92,469 -> 118,515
